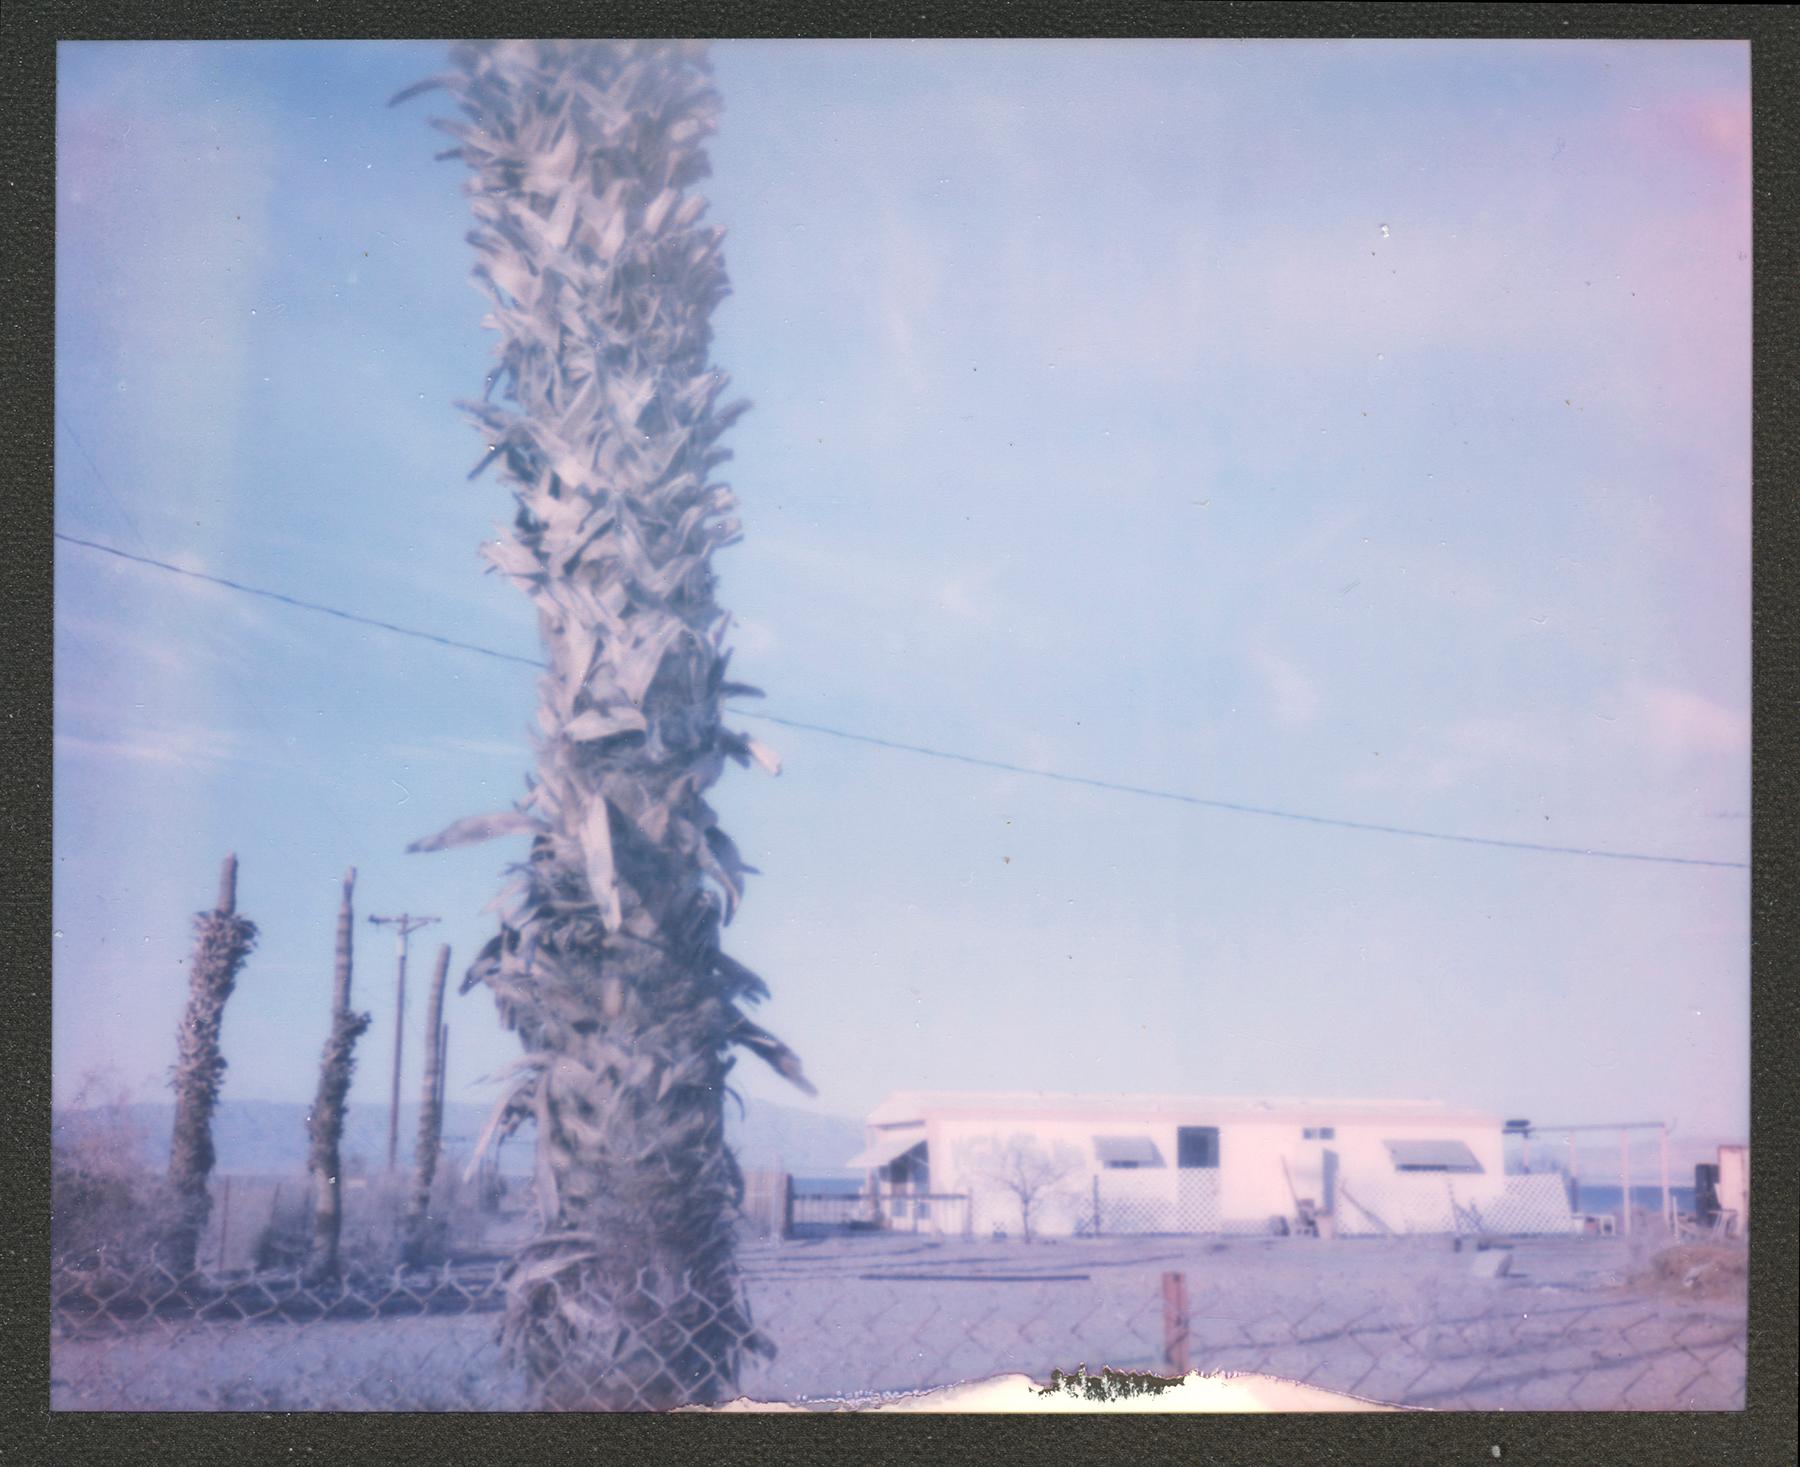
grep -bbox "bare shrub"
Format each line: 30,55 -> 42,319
1637,1241 -> 1748,1302
337,1173 -> 411,1270
253,1180 -> 315,1272
959,1135 -> 1086,1242
52,1073 -> 164,1266
248,1153 -> 492,1276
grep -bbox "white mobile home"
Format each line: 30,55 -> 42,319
849,1091 -> 1551,1238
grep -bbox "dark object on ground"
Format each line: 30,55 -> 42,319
1693,1163 -> 1721,1226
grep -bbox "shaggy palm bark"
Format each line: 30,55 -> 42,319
164,853 -> 257,1276
402,944 -> 452,1265
304,868 -> 371,1284
402,40 -> 810,1409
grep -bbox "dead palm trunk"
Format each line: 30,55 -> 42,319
163,853 -> 257,1276
304,868 -> 371,1284
400,40 -> 811,1409
402,944 -> 451,1265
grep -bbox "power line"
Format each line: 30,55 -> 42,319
55,532 -> 543,669
743,712 -> 1747,870
57,427 -> 367,842
52,499 -> 368,843
54,528 -> 1749,872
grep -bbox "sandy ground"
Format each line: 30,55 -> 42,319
50,1232 -> 1746,1412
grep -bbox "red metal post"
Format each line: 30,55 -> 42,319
1161,1270 -> 1191,1376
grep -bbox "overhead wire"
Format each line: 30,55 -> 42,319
53,529 -> 1750,873
55,461 -> 368,845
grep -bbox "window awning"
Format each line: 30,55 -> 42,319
1385,1138 -> 1483,1173
847,1127 -> 927,1170
1093,1135 -> 1164,1166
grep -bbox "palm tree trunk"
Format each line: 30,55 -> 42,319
402,944 -> 451,1265
164,853 -> 257,1276
305,868 -> 370,1283
401,40 -> 812,1409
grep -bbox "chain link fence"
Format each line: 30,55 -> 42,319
1091,1171 -> 1288,1237
1332,1173 -> 1587,1238
51,1234 -> 1746,1411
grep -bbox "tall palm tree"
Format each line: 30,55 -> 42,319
164,853 -> 257,1277
401,943 -> 451,1265
304,868 -> 371,1284
401,40 -> 811,1410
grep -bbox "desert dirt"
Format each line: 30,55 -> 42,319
51,1231 -> 1746,1412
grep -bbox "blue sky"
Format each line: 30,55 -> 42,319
55,40 -> 1750,1142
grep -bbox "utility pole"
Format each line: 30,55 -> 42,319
1618,1127 -> 1632,1237
368,912 -> 440,1172
436,1021 -> 449,1114
1659,1123 -> 1672,1233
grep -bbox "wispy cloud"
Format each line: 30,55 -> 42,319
1350,678 -> 1748,802
1247,644 -> 1322,729
874,204 -> 946,396
1349,713 -> 1566,797
1630,682 -> 1749,762
756,530 -> 1017,641
56,610 -> 190,673
56,724 -> 255,771
385,734 -> 532,763
729,614 -> 781,659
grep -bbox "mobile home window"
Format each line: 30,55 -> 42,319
1094,1136 -> 1164,1169
1384,1139 -> 1483,1174
1177,1127 -> 1219,1169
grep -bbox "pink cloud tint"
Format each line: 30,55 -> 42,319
1635,682 -> 1750,760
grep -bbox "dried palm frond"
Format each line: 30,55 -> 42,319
400,39 -> 804,1409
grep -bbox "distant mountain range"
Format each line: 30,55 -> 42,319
54,1096 -> 866,1179
57,1098 -> 1739,1188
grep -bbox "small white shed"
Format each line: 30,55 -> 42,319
850,1091 -> 1514,1238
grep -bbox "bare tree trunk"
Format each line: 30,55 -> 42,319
402,944 -> 451,1265
163,854 -> 257,1276
304,869 -> 371,1284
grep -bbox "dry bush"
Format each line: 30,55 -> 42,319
350,1159 -> 489,1269
253,1181 -> 316,1272
253,1156 -> 491,1274
52,1074 -> 168,1266
1637,1242 -> 1748,1303
336,1173 -> 411,1269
